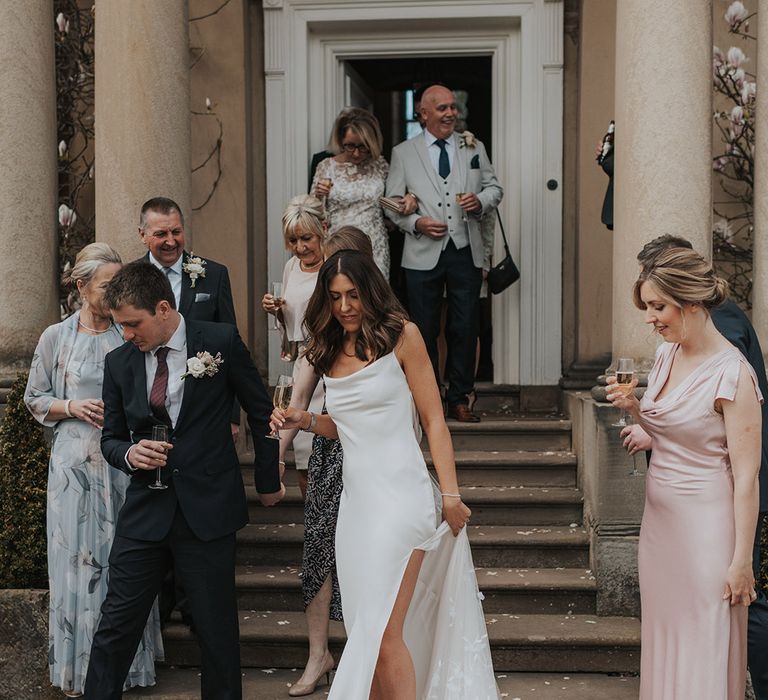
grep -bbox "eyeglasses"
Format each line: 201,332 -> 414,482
341,143 -> 370,154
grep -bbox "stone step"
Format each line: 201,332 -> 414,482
131,667 -> 639,699
241,449 -> 579,488
234,565 -> 597,615
247,485 -> 583,526
436,417 -> 572,451
160,611 -> 640,673
235,524 -> 590,569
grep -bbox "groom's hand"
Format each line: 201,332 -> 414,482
259,483 -> 286,507
128,439 -> 173,471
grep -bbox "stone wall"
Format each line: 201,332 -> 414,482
0,589 -> 58,699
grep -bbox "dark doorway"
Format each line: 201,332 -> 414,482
343,55 -> 494,382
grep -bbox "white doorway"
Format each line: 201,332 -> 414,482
262,0 -> 564,386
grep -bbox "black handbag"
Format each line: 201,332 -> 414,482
486,209 -> 520,294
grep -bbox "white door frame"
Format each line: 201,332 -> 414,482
262,0 -> 563,385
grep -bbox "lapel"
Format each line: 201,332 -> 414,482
178,251 -> 195,317
130,345 -> 150,417
174,322 -> 204,429
412,136 -> 441,195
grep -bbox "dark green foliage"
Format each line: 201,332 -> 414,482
0,373 -> 49,588
761,515 -> 767,593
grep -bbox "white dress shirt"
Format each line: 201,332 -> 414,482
144,315 -> 187,428
125,316 -> 187,469
424,129 -> 457,176
149,252 -> 184,309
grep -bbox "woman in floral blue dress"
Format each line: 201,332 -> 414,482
25,243 -> 163,697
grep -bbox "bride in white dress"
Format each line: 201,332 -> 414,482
272,250 -> 498,699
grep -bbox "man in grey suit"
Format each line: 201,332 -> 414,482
385,85 -> 503,422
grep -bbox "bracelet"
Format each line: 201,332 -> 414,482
301,411 -> 318,433
278,460 -> 286,467
441,492 -> 462,498
64,400 -> 73,418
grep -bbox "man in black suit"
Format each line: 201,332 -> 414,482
626,234 -> 768,699
83,262 -> 284,700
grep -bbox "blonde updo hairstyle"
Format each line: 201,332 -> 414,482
632,247 -> 729,313
281,194 -> 326,250
62,242 -> 122,296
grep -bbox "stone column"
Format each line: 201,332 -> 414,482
95,1 -> 191,260
612,0 -> 713,367
752,6 -> 768,354
0,2 -> 58,374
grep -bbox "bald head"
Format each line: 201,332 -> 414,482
419,85 -> 458,139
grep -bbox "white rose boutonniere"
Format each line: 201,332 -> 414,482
181,351 -> 223,380
460,131 -> 477,149
182,253 -> 207,288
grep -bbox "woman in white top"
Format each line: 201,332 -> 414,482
262,195 -> 327,498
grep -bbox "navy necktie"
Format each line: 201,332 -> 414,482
436,138 -> 450,179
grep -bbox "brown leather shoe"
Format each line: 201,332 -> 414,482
447,403 -> 481,423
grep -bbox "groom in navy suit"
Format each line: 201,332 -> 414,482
83,262 -> 284,700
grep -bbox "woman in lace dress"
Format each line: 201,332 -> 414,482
25,243 -> 163,698
273,250 -> 498,699
313,109 -> 411,279
607,247 -> 761,699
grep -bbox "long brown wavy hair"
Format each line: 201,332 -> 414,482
303,250 -> 408,375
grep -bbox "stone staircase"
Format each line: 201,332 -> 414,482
137,398 -> 641,699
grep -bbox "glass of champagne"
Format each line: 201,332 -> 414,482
318,177 -> 333,221
271,282 -> 283,331
455,193 -> 468,222
149,425 -> 169,490
611,357 -> 635,427
268,374 -> 293,440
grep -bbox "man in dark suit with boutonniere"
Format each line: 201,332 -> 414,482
83,262 -> 284,700
136,196 -> 242,626
385,84 -> 503,422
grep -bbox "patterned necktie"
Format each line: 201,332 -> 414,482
436,138 -> 450,179
149,346 -> 172,426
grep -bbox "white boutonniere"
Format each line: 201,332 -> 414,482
181,351 -> 223,380
460,131 -> 477,149
182,253 -> 207,288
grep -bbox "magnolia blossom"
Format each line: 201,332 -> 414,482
58,140 -> 67,158
740,80 -> 756,104
713,218 -> 734,242
732,67 -> 746,88
713,45 -> 726,66
205,96 -> 212,111
58,203 -> 77,228
55,12 -> 69,34
727,46 -> 747,68
730,105 -> 744,124
713,156 -> 730,172
725,1 -> 749,29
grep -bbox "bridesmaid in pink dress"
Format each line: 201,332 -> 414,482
607,247 -> 762,700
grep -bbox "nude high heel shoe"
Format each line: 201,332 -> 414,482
288,654 -> 335,697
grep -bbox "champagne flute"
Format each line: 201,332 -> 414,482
455,193 -> 468,222
271,282 -> 283,331
268,374 -> 293,440
611,357 -> 635,427
318,177 -> 332,221
148,425 -> 169,490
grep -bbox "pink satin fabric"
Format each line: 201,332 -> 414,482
638,342 -> 761,700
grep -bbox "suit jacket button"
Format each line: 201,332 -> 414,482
172,468 -> 180,475
437,203 -> 441,207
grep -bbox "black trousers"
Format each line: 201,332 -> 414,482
84,507 -> 241,700
405,240 -> 482,407
750,512 -> 768,700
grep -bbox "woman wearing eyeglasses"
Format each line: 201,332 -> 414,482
313,109 -> 415,279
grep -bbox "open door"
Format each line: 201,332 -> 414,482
343,61 -> 375,110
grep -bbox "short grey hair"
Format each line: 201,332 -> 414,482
63,242 -> 122,289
